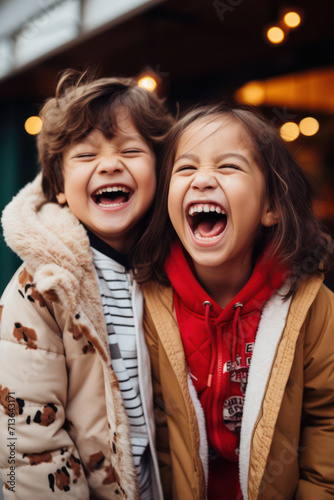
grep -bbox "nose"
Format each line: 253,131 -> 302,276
97,155 -> 124,174
191,172 -> 218,191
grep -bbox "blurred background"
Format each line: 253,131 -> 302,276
0,0 -> 334,294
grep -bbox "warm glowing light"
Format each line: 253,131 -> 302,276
299,117 -> 319,136
24,116 -> 42,135
236,81 -> 265,105
137,76 -> 157,92
280,122 -> 300,141
283,11 -> 301,28
267,26 -> 285,44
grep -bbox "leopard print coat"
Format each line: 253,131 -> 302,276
0,175 -> 161,500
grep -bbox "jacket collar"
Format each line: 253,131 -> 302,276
2,174 -> 92,291
1,174 -> 109,353
165,241 -> 287,322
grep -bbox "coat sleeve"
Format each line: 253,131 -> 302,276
296,285 -> 334,499
143,305 -> 173,500
0,267 -> 91,499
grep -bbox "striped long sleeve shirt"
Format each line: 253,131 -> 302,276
89,233 -> 152,499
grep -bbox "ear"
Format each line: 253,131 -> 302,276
261,203 -> 279,227
56,192 -> 67,204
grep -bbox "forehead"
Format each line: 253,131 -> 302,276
66,112 -> 145,150
176,115 -> 253,157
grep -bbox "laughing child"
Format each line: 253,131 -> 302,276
136,103 -> 334,499
0,70 -> 173,499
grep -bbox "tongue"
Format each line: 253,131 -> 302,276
197,219 -> 226,238
98,194 -> 127,205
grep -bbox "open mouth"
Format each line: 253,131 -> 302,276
187,203 -> 227,241
92,185 -> 133,207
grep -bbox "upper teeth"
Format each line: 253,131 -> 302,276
188,204 -> 225,216
95,186 -> 129,196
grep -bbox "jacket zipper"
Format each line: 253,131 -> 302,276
211,324 -> 224,451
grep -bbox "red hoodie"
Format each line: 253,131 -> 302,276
165,242 -> 286,499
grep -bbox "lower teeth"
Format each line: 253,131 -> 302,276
98,201 -> 125,207
194,229 -> 221,241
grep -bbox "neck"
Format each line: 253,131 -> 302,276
193,256 -> 253,308
87,229 -> 130,268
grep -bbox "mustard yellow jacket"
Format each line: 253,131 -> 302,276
143,277 -> 334,499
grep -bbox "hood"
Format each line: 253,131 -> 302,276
1,174 -> 108,354
165,241 -> 286,323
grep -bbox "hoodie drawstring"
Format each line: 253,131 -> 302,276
203,301 -> 216,388
204,301 -> 245,388
232,302 -> 245,368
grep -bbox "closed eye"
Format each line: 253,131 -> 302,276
122,149 -> 143,155
74,153 -> 96,159
175,165 -> 197,173
218,164 -> 241,171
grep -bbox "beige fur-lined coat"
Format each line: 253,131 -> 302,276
0,175 -> 161,500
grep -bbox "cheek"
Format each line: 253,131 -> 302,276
230,177 -> 265,212
167,179 -> 179,221
64,167 -> 87,189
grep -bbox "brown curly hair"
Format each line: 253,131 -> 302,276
37,69 -> 174,202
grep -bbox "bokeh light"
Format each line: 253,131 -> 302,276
267,26 -> 285,44
283,11 -> 301,28
137,76 -> 157,92
280,122 -> 300,142
299,117 -> 319,136
24,116 -> 42,135
236,81 -> 265,105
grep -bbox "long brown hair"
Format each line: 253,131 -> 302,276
37,68 -> 174,202
134,103 -> 333,297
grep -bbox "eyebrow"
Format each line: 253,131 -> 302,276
76,132 -> 145,145
174,152 -> 250,165
71,132 -> 147,151
174,153 -> 199,163
214,153 -> 250,166
118,133 -> 146,141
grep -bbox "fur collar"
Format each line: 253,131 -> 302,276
2,173 -> 109,354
